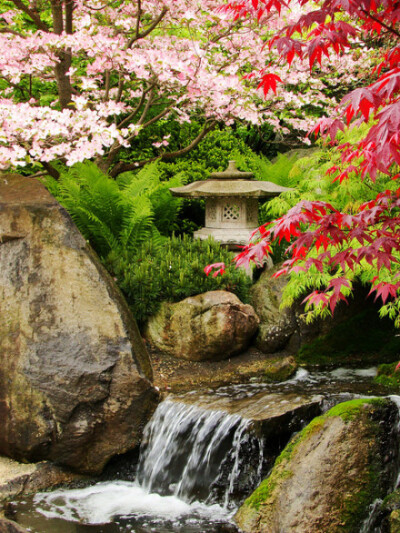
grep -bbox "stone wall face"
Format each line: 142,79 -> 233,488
0,174 -> 158,474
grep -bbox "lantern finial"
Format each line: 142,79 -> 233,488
210,160 -> 254,180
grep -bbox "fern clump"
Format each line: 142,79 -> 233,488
43,160 -> 183,257
105,235 -> 252,325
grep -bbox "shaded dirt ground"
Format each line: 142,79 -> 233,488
146,343 -> 297,394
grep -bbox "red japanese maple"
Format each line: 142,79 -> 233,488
208,0 -> 400,318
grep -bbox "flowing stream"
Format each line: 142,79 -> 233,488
9,366 -> 396,533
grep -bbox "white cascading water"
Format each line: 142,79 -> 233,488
14,368 -> 398,532
28,398 -> 265,530
137,399 -> 264,507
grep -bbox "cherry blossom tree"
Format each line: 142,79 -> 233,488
0,0 -> 274,177
207,0 -> 400,323
0,0 -> 375,177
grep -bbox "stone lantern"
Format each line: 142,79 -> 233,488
170,160 -> 292,248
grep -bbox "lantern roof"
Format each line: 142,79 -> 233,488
170,160 -> 292,198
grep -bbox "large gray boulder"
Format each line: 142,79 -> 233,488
235,398 -> 399,533
144,291 -> 259,361
0,174 -> 159,474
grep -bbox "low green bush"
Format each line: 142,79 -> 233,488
105,234 -> 252,325
375,363 -> 400,391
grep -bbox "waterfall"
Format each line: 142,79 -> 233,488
20,397 -> 267,531
12,368 -> 390,532
137,399 -> 265,509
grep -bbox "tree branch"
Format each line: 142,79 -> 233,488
50,0 -> 73,109
116,73 -> 125,102
117,83 -> 156,128
127,6 -> 168,48
361,9 -> 400,38
103,70 -> 111,101
10,0 -> 50,31
135,0 -> 142,39
109,120 -> 217,177
65,0 -> 74,34
0,26 -> 26,37
50,0 -> 64,34
41,161 -> 60,179
139,106 -> 171,130
0,75 -> 29,98
137,88 -> 155,125
210,20 -> 241,43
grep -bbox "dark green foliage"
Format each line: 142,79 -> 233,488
233,122 -> 276,158
105,234 -> 252,325
375,363 -> 400,391
157,127 -> 274,183
296,308 -> 400,367
116,120 -> 276,183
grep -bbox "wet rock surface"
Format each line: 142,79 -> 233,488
235,397 -> 399,533
250,266 -> 298,353
0,174 -> 159,474
144,290 -> 259,361
0,517 -> 28,532
0,455 -> 84,516
149,343 -> 298,394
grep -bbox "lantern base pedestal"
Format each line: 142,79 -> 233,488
194,227 -> 258,248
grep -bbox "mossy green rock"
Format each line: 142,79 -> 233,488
390,510 -> 400,533
375,363 -> 400,392
381,489 -> 400,532
235,398 -> 399,533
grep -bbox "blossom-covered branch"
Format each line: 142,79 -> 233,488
0,0 -> 377,175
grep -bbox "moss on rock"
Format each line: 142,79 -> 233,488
235,398 -> 398,533
262,356 -> 297,383
390,509 -> 400,533
383,489 -> 400,512
375,363 -> 400,392
296,308 -> 400,367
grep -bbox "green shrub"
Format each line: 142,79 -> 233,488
105,234 -> 252,325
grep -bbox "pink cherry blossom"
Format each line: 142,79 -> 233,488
0,0 -> 376,175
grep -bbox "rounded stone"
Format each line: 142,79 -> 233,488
144,290 -> 260,361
